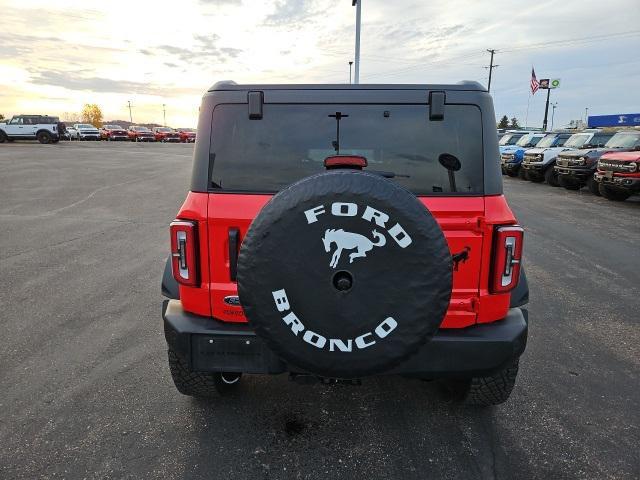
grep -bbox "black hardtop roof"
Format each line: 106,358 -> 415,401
208,80 -> 485,92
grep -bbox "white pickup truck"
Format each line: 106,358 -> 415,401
0,115 -> 62,144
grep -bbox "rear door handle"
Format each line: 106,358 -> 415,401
228,228 -> 240,281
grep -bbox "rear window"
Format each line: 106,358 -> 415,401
209,104 -> 484,195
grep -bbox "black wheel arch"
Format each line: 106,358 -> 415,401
510,267 -> 529,308
161,255 -> 179,299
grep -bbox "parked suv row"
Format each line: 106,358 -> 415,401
500,132 -> 546,178
504,129 -> 640,202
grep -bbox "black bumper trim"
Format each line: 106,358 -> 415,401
163,300 -> 528,379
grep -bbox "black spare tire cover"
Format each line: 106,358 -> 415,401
237,170 -> 452,378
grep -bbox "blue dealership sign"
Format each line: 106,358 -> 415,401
588,114 -> 640,128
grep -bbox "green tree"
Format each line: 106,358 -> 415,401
510,117 -> 520,129
497,115 -> 509,129
81,104 -> 103,128
0,113 -> 5,121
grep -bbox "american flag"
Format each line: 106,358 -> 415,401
530,68 -> 539,95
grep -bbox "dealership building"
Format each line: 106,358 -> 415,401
588,113 -> 640,128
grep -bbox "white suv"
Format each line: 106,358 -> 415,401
0,115 -> 61,144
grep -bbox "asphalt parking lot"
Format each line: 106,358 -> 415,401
1,142 -> 638,479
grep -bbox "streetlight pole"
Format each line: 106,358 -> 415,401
352,0 -> 361,84
162,104 -> 166,127
349,61 -> 353,84
551,102 -> 558,130
127,101 -> 133,123
584,107 -> 589,127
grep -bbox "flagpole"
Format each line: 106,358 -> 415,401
525,91 -> 531,129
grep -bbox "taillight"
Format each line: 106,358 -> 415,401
490,225 -> 524,294
170,220 -> 199,286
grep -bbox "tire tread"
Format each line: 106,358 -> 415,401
464,360 -> 519,406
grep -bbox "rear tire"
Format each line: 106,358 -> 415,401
587,176 -> 601,196
598,185 -> 631,202
544,166 -> 560,187
0,131 -> 7,143
37,131 -> 52,144
168,349 -> 241,397
461,359 -> 519,406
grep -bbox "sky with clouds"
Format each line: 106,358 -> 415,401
0,0 -> 639,128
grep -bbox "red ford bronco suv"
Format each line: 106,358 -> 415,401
161,82 -> 529,406
594,150 -> 640,201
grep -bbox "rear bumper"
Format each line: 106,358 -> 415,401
163,300 -> 528,379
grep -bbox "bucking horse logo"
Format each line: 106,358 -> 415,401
322,228 -> 386,268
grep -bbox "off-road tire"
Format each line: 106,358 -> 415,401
528,172 -> 544,183
544,167 -> 560,187
505,170 -> 518,177
0,130 -> 7,143
587,176 -> 601,196
559,177 -> 581,190
168,349 -> 241,397
37,131 -> 52,144
462,359 -> 519,406
598,185 -> 631,202
518,167 -> 528,180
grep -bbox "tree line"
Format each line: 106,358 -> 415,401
497,115 -> 520,129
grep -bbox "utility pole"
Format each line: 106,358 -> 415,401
485,49 -> 499,92
551,102 -> 558,130
162,104 -> 166,127
584,107 -> 589,127
127,101 -> 133,123
542,88 -> 551,131
352,0 -> 361,84
349,61 -> 353,84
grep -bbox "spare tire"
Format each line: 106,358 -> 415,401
237,170 -> 452,378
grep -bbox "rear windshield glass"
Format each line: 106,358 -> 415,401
209,104 -> 484,195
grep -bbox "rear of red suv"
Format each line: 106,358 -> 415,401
162,82 -> 529,405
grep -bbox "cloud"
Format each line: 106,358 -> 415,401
264,0 -> 321,26
153,34 -> 242,64
28,70 -> 200,97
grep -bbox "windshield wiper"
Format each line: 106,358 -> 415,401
367,170 -> 410,179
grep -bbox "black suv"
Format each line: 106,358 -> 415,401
555,131 -> 640,194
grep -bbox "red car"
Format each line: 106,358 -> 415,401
127,126 -> 155,142
153,127 -> 181,143
100,124 -> 129,141
595,150 -> 640,201
176,128 -> 196,143
161,82 -> 528,406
